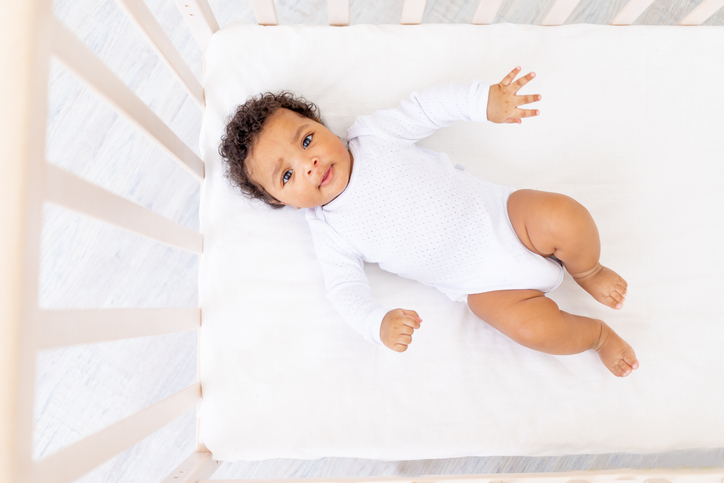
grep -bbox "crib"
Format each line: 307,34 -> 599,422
3,0 -> 724,482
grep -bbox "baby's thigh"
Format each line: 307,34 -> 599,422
467,289 -> 557,340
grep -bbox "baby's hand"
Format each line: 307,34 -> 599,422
380,308 -> 422,352
487,66 -> 541,124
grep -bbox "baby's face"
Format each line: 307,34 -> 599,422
247,108 -> 353,209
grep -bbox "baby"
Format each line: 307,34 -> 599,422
220,67 -> 639,378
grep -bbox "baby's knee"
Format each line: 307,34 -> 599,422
543,192 -> 588,223
510,295 -> 562,346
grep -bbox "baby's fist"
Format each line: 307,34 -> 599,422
380,308 -> 422,352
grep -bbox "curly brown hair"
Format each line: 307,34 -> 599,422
219,91 -> 325,209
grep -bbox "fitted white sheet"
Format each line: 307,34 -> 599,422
198,22 -> 724,461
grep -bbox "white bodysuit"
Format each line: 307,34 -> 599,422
305,80 -> 564,345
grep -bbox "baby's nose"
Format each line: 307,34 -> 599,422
307,159 -> 318,176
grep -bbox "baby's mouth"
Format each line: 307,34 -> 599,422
319,165 -> 334,187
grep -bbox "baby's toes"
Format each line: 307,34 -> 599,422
610,290 -> 625,309
610,360 -> 628,377
618,277 -> 628,292
617,359 -> 633,377
623,350 -> 639,371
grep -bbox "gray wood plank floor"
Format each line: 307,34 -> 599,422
39,0 -> 724,481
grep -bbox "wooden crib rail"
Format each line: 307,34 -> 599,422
114,0 -> 205,109
251,0 -> 279,25
252,0 -> 724,26
172,0 -> 220,51
50,17 -> 205,182
401,0 -> 426,24
2,2 -> 52,482
37,308 -> 200,349
329,0 -> 350,26
472,0 -> 504,25
540,0 -> 582,26
162,451 -> 221,483
611,0 -> 658,25
678,0 -> 724,25
44,163 -> 203,254
200,468 -> 724,483
611,0 -> 724,25
34,383 -> 201,483
2,1 -> 209,482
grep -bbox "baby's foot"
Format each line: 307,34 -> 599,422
593,321 -> 639,377
572,263 -> 627,310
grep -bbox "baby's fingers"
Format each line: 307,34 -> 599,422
505,108 -> 540,124
400,308 -> 422,323
500,66 -> 522,86
392,343 -> 409,353
517,108 -> 540,119
518,94 -> 542,106
512,71 -> 536,92
403,315 -> 421,329
397,333 -> 413,345
392,333 -> 413,352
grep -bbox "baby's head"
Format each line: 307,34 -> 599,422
220,92 -> 353,210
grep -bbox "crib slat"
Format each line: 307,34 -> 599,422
115,0 -> 205,110
401,0 -> 426,25
678,0 -> 724,25
198,468 -> 724,483
33,383 -> 201,483
472,0 -> 504,25
610,0 -> 656,25
44,163 -> 204,254
1,2 -> 51,482
37,308 -> 200,349
541,0 -> 582,25
328,0 -> 350,26
252,0 -> 279,26
49,17 -> 205,182
172,0 -> 219,51
161,451 -> 220,483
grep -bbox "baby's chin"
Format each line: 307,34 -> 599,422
321,184 -> 348,207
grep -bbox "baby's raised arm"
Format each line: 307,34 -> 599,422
355,80 -> 490,143
353,70 -> 541,145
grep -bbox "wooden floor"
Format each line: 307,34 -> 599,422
38,0 -> 724,481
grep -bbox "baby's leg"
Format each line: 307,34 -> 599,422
507,189 -> 628,310
467,290 -> 638,377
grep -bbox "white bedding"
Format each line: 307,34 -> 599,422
198,23 -> 724,461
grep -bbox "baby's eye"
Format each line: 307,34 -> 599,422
303,134 -> 312,149
282,169 -> 292,185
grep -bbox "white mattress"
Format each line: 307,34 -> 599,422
198,23 -> 724,461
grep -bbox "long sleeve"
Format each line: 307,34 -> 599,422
350,79 -> 490,144
305,211 -> 389,345
305,80 -> 492,346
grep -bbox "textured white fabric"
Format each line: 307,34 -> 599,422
198,23 -> 724,461
306,80 -> 563,344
